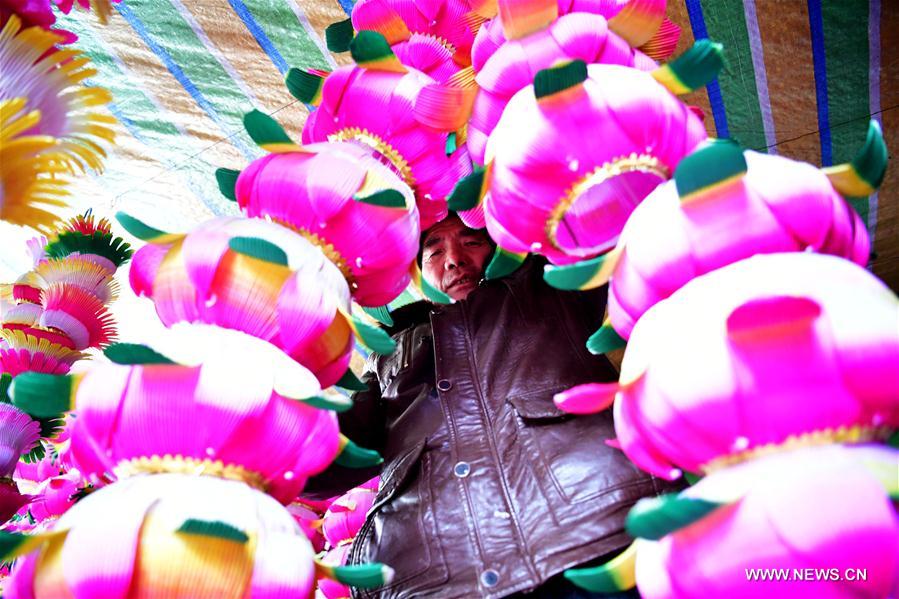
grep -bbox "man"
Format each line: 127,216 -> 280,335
312,213 -> 666,598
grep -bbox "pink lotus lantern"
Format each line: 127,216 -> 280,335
1,473 -> 393,598
121,214 -> 396,388
229,136 -> 421,308
554,252 -> 899,481
453,50 -> 714,271
544,123 -> 886,347
630,445 -> 898,598
318,544 -> 354,599
321,477 -> 379,547
465,0 -> 663,169
6,325 -> 381,504
287,501 -> 327,553
288,31 -> 476,230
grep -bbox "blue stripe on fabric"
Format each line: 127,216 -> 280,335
684,0 -> 729,138
226,0 -> 290,74
337,0 -> 355,17
806,0 -> 832,165
115,2 -> 256,159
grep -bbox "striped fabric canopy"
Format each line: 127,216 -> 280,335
1,0 -> 896,293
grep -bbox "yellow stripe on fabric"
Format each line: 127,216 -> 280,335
131,513 -> 256,599
665,2 -> 713,137
754,1 -> 820,165
176,1 -> 309,136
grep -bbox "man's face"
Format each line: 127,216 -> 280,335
421,216 -> 493,301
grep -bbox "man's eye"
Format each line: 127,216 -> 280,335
427,250 -> 443,259
464,241 -> 483,247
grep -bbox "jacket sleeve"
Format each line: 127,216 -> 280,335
301,354 -> 387,500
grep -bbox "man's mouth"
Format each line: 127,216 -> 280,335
446,275 -> 476,290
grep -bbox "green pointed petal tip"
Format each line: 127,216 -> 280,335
354,189 -> 406,208
336,368 -> 368,391
853,120 -> 888,189
563,564 -> 623,594
361,305 -> 394,327
350,30 -> 395,65
485,248 -> 526,280
534,59 -> 588,100
11,372 -> 74,418
177,519 -> 249,543
669,38 -> 725,92
298,394 -> 353,413
446,168 -> 485,212
626,494 -> 723,540
333,563 -> 394,588
215,168 -> 240,202
228,236 -> 289,266
543,255 -> 605,290
0,531 -> 27,561
353,316 -> 397,355
285,68 -> 325,104
0,373 -> 12,404
325,18 -> 354,53
243,109 -> 293,146
336,439 -> 384,468
115,211 -> 170,241
586,323 -> 626,355
104,343 -> 175,365
445,131 -> 458,156
675,138 -> 747,199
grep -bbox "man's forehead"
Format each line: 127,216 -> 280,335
423,218 -> 485,246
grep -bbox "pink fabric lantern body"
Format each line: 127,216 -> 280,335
467,12 -> 657,168
635,444 -> 899,599
611,253 -> 899,480
302,62 -> 473,230
485,63 -> 706,264
235,141 -> 420,307
4,473 -> 317,599
606,149 -> 872,339
318,544 -> 353,599
62,356 -> 340,504
129,216 -> 354,388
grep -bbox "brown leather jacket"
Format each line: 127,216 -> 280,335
314,258 -> 667,598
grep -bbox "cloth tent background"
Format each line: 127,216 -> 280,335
1,0 -> 896,295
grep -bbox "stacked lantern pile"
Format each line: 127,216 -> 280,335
316,477 -> 380,599
0,215 -> 130,528
546,128 -> 898,596
1,0 -> 124,555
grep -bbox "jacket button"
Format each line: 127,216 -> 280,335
453,461 -> 471,478
437,379 -> 452,392
480,569 -> 500,587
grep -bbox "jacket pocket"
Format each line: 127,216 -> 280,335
506,389 -> 651,518
351,441 -> 449,597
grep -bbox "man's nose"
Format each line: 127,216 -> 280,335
444,245 -> 467,270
